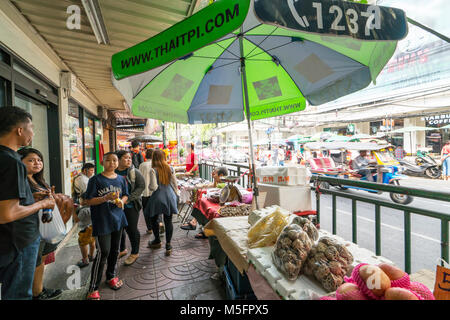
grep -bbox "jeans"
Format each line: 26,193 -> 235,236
443,157 -> 450,176
0,236 -> 40,300
89,229 -> 122,292
150,214 -> 173,244
120,206 -> 141,255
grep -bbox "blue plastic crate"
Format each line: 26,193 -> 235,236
226,258 -> 253,295
224,265 -> 257,300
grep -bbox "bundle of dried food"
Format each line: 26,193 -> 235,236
303,237 -> 354,292
247,207 -> 290,249
291,216 -> 319,242
272,224 -> 314,281
218,204 -> 252,217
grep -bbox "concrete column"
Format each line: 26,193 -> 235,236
58,86 -> 73,232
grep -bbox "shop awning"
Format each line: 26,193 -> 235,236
9,0 -> 197,110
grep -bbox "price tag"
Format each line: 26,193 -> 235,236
254,0 -> 408,41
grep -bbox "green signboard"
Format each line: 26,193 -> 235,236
111,0 -> 250,80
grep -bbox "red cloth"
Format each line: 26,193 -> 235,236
193,191 -> 221,220
186,152 -> 198,172
44,252 -> 55,265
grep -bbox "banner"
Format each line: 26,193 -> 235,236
254,0 -> 407,41
112,0 -> 250,80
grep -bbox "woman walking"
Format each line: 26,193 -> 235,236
441,141 -> 450,180
115,150 -> 145,266
18,148 -> 63,300
144,149 -> 179,256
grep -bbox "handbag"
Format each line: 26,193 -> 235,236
433,259 -> 450,300
38,204 -> 67,244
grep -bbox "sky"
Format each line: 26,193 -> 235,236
378,0 -> 450,38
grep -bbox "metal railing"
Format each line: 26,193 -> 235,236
199,160 -> 251,188
312,175 -> 450,274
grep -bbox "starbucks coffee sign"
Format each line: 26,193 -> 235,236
422,114 -> 450,126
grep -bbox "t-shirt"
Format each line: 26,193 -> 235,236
85,173 -> 129,237
0,145 -> 39,255
115,169 -> 134,209
186,152 -> 198,172
353,155 -> 369,170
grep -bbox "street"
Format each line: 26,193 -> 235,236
313,176 -> 450,274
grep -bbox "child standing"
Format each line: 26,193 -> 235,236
84,152 -> 129,300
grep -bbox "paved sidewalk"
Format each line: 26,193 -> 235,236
44,213 -> 226,300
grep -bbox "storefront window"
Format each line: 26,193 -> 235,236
15,92 -> 51,183
68,102 -> 83,176
370,121 -> 383,135
390,119 -> 404,147
0,49 -> 9,65
84,114 -> 95,164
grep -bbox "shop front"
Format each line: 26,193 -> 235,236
0,45 -> 62,191
67,99 -> 103,185
423,113 -> 450,153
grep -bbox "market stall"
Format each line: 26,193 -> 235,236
203,205 -> 436,300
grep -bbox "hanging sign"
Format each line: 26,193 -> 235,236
112,0 -> 250,80
254,0 -> 408,41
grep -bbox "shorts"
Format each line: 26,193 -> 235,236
78,225 -> 95,247
36,240 -> 59,266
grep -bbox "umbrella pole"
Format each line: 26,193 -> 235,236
239,32 -> 259,209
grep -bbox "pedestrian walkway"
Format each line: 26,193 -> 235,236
44,214 -> 226,300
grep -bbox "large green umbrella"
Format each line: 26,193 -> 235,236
111,0 -> 407,206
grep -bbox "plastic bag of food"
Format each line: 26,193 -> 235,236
291,216 -> 319,242
303,237 -> 354,292
272,224 -> 314,281
247,207 -> 290,249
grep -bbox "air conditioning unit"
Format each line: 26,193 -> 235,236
97,106 -> 108,120
60,71 -> 77,92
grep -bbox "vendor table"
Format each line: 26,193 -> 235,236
204,215 -> 395,300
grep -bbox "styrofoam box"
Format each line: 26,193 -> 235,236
256,166 -> 309,186
258,184 -> 312,213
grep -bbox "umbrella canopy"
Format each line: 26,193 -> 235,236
128,135 -> 163,143
112,0 -> 405,125
391,126 -> 434,133
287,134 -> 304,142
326,135 -> 350,142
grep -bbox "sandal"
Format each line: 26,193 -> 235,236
86,290 -> 100,300
106,277 -> 123,291
76,259 -> 90,268
180,222 -> 197,230
195,232 -> 208,239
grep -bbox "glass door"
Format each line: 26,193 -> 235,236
15,92 -> 51,183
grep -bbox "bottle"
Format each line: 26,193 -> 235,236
42,208 -> 53,223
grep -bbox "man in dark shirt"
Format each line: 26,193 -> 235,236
130,140 -> 144,169
0,106 -> 55,300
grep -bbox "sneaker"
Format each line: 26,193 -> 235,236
124,254 -> 139,266
76,259 -> 90,268
118,249 -> 128,258
147,240 -> 161,249
165,243 -> 172,256
33,287 -> 63,300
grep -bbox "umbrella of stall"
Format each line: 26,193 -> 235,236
128,135 -> 163,143
111,0 -> 407,207
326,135 -> 351,142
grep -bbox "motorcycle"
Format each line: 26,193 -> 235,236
397,158 -> 441,179
414,152 -> 442,179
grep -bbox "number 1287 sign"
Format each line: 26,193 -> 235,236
254,0 -> 408,41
